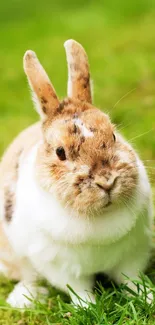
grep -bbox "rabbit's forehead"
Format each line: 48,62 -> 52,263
46,109 -> 113,143
73,117 -> 94,138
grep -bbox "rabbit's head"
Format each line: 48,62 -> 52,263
24,40 -> 138,216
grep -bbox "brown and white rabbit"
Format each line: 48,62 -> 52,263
0,39 -> 153,308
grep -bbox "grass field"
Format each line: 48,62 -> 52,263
1,0 -> 155,324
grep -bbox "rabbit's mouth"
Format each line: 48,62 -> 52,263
67,187 -> 113,214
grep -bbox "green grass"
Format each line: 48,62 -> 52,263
1,0 -> 155,324
1,275 -> 155,325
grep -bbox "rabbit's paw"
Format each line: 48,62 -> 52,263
146,291 -> 153,305
6,281 -> 36,308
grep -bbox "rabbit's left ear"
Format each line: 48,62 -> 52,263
24,50 -> 60,120
64,40 -> 92,103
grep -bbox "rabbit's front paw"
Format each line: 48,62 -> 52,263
71,291 -> 95,308
146,291 -> 153,305
7,282 -> 36,308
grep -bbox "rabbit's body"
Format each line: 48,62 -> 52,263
0,121 -> 153,307
0,40 -> 153,307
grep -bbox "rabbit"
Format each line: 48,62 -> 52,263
0,39 -> 153,308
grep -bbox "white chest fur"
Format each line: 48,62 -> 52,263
4,145 -> 152,286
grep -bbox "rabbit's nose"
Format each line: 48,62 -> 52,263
95,174 -> 118,192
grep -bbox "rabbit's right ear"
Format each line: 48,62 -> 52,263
64,40 -> 92,103
24,50 -> 60,120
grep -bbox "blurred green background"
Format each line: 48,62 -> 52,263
0,0 -> 155,170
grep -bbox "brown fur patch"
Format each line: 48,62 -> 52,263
4,189 -> 14,222
41,96 -> 48,104
2,148 -> 22,222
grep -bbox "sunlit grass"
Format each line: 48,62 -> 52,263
0,274 -> 155,325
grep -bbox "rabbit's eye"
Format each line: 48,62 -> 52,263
56,147 -> 66,161
113,133 -> 116,142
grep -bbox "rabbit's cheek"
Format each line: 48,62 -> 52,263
110,173 -> 138,203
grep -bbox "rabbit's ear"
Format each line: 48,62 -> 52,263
24,50 -> 60,119
64,40 -> 92,103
